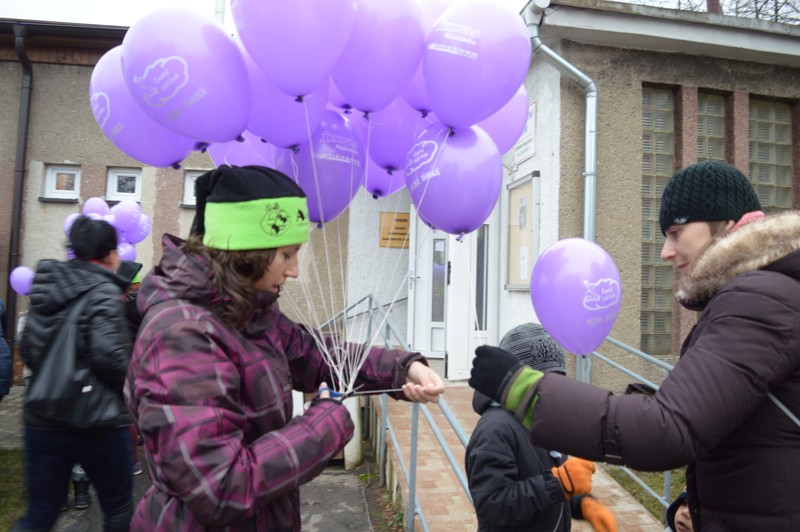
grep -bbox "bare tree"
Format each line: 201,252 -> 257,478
619,0 -> 800,24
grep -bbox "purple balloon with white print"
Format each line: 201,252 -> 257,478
274,110 -> 365,224
121,8 -> 250,143
404,122 -> 502,236
531,238 -> 622,355
423,0 -> 531,128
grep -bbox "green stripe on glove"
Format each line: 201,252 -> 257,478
469,345 -> 544,429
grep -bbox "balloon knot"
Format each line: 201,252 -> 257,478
421,110 -> 429,118
260,138 -> 268,143
456,233 -> 465,242
316,222 -> 323,230
372,193 -> 379,200
447,128 -> 455,137
235,135 -> 245,143
171,162 -> 181,170
295,95 -> 304,103
194,141 -> 209,153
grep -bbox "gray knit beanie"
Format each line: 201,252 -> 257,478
659,161 -> 761,235
499,323 -> 566,374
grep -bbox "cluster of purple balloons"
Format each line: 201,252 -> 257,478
9,198 -> 152,296
88,0 -> 532,235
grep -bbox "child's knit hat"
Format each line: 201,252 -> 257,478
190,165 -> 310,250
659,161 -> 761,235
499,323 -> 566,374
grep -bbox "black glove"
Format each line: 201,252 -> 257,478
469,345 -> 525,404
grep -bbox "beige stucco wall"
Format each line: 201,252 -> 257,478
0,61 -> 23,302
553,41 -> 800,389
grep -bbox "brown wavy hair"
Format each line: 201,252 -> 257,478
182,236 -> 276,329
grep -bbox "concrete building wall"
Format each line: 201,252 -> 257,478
549,39 -> 800,389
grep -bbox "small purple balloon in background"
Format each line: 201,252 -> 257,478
117,242 -> 137,261
83,197 -> 110,217
63,212 -> 81,237
123,214 -> 152,245
10,266 -> 35,296
111,200 -> 142,234
530,238 -> 622,355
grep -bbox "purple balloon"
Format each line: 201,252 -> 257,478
531,238 -> 622,355
63,212 -> 81,236
121,8 -> 250,143
208,130 -> 277,168
350,98 -> 431,173
111,200 -> 142,234
82,197 -> 110,217
424,1 -> 531,128
477,84 -> 529,154
117,242 -> 137,261
404,122 -> 502,236
90,46 -> 194,168
274,110 -> 365,224
401,0 -> 459,112
331,0 -> 425,112
10,266 -> 34,296
123,213 -> 152,245
362,156 -> 405,199
85,212 -> 104,221
232,0 -> 357,97
242,46 -> 328,148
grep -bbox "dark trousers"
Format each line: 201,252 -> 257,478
14,426 -> 133,531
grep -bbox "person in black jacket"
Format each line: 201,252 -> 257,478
12,216 -> 134,532
466,323 -> 617,532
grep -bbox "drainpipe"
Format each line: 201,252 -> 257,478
6,23 -> 32,352
214,0 -> 226,24
523,0 -> 599,382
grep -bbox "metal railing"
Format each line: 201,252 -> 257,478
328,295 -> 678,530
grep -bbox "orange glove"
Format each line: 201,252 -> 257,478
581,495 -> 618,532
551,457 -> 595,498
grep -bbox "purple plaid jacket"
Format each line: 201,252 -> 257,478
125,235 -> 423,531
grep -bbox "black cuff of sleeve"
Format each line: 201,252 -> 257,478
545,476 -> 567,505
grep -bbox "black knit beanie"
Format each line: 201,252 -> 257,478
190,165 -> 310,250
499,323 -> 566,374
659,161 -> 761,235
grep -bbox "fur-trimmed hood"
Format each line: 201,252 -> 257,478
677,210 -> 800,309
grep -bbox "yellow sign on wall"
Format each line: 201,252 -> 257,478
379,212 -> 410,249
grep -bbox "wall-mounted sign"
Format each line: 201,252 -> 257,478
379,212 -> 410,249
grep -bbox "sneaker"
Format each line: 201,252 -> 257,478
133,462 -> 143,475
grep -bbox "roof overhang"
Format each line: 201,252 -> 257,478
534,0 -> 800,68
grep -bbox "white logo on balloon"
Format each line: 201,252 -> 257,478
134,56 -> 189,108
582,278 -> 621,311
90,92 -> 110,129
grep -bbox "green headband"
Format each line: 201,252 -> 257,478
202,196 -> 309,250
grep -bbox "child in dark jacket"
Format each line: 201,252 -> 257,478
466,323 -> 617,532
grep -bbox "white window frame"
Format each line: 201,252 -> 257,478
44,165 -> 81,199
106,167 -> 142,202
182,170 -> 205,206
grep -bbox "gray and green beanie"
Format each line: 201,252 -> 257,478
190,165 -> 310,250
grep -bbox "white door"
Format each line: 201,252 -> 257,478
407,210 -> 447,359
407,208 -> 499,379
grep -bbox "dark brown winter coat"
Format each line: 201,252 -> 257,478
527,212 -> 800,531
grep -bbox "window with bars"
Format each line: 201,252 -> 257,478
697,92 -> 726,162
641,87 -> 675,356
749,99 -> 793,212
